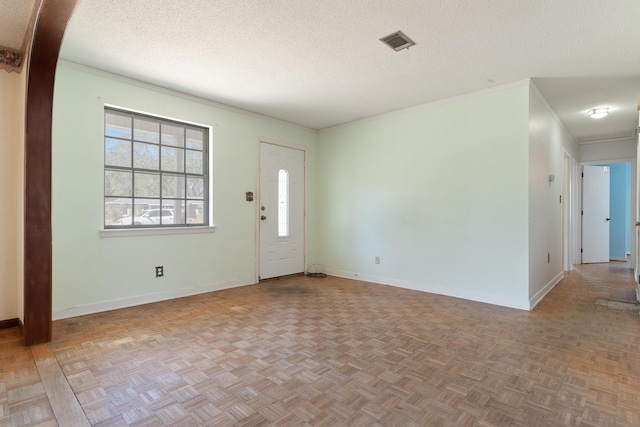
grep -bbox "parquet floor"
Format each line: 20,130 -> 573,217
2,263 -> 640,426
0,328 -> 57,426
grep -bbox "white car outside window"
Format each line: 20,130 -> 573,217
115,209 -> 174,225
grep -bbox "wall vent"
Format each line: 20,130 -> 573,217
380,31 -> 415,51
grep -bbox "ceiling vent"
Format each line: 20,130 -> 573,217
380,31 -> 415,51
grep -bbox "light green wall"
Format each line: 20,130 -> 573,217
316,84 -> 531,307
51,67 -> 570,314
52,64 -> 318,314
528,86 -> 573,301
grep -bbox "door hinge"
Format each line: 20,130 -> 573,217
581,248 -> 583,253
581,210 -> 583,215
559,195 -> 562,203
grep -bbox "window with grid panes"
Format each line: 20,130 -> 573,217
104,107 -> 209,228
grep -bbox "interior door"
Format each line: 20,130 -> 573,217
582,165 -> 610,263
259,143 -> 305,279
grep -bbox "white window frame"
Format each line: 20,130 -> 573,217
100,106 -> 215,237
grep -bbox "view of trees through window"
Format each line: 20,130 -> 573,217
104,108 -> 209,228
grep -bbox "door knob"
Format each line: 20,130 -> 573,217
261,215 -> 267,220
606,218 -> 611,221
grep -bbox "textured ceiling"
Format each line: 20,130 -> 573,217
3,0 -> 640,140
0,0 -> 37,50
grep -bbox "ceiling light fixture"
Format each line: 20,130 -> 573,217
587,108 -> 609,119
380,31 -> 415,52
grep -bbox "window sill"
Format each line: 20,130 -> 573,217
99,225 -> 216,238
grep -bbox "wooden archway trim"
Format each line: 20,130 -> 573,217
24,0 -> 78,345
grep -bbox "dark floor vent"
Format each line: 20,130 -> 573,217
380,31 -> 415,51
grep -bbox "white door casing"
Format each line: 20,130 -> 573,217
637,119 -> 640,289
637,125 -> 640,298
582,165 -> 610,263
259,143 -> 305,279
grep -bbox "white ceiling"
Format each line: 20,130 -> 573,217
3,0 -> 640,141
0,0 -> 36,51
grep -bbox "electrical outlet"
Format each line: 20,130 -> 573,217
155,266 -> 164,277
375,256 -> 380,264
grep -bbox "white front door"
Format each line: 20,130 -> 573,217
582,165 -> 610,263
259,143 -> 305,279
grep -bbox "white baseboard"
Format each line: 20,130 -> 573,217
52,278 -> 255,320
324,269 -> 531,311
529,272 -> 563,310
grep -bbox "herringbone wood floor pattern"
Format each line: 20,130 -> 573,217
2,263 -> 640,426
